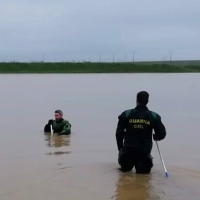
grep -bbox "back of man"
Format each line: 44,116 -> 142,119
116,91 -> 166,173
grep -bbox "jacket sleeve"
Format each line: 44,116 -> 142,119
116,113 -> 126,151
44,119 -> 54,132
153,114 -> 166,141
59,121 -> 71,135
44,124 -> 51,132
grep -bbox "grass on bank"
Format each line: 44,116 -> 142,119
0,62 -> 200,73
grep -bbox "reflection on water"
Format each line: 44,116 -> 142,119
44,134 -> 71,155
45,151 -> 71,155
114,173 -> 160,200
113,167 -> 200,200
44,134 -> 71,148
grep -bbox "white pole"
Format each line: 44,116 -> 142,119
50,125 -> 53,136
155,140 -> 169,177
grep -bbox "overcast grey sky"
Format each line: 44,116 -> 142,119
0,0 -> 200,62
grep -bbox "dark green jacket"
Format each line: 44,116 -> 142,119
44,119 -> 71,135
116,105 -> 166,154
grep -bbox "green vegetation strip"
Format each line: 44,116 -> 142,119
0,62 -> 200,73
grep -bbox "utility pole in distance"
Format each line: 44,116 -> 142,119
99,53 -> 101,62
169,51 -> 172,64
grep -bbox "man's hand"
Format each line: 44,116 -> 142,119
48,119 -> 54,125
153,134 -> 158,141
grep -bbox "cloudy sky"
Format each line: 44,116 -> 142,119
0,0 -> 199,62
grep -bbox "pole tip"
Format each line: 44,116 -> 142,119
165,172 -> 169,177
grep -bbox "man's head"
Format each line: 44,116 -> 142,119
54,110 -> 63,121
136,91 -> 149,105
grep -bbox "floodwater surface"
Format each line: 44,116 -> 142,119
0,73 -> 200,200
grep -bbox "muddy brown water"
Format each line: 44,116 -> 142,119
0,74 -> 200,200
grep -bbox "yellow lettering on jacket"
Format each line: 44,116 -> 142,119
134,124 -> 144,129
129,119 -> 150,125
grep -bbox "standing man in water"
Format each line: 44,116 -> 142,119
44,110 -> 71,135
116,91 -> 166,173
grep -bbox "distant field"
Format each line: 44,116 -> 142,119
133,60 -> 200,66
0,61 -> 200,73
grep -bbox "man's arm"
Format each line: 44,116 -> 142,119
116,113 -> 126,151
153,114 -> 166,141
59,121 -> 71,135
44,119 -> 54,132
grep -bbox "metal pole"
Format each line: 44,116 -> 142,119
155,140 -> 169,177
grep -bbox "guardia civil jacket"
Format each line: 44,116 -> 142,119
116,105 -> 166,154
44,119 -> 71,135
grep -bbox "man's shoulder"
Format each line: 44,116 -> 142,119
148,110 -> 161,120
120,108 -> 135,118
62,119 -> 71,124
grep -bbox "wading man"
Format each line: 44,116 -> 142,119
116,91 -> 166,173
44,110 -> 71,135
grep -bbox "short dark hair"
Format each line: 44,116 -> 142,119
137,91 -> 149,105
55,110 -> 63,116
